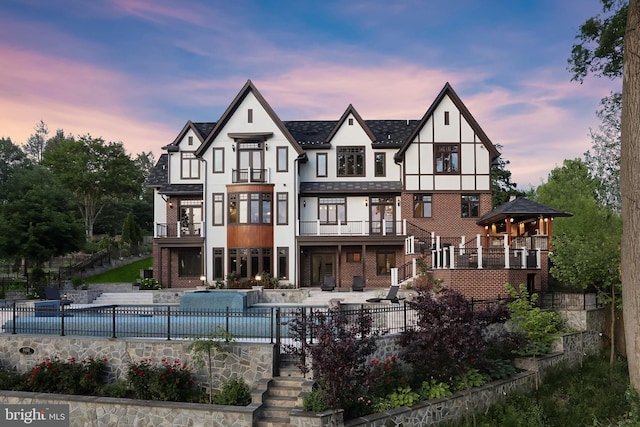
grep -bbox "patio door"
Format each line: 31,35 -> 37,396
311,254 -> 335,287
370,197 -> 395,235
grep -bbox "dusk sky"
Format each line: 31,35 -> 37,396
1,0 -> 620,188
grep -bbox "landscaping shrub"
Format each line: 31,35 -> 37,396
303,388 -> 328,412
20,357 -> 107,395
213,376 -> 251,406
127,358 -> 200,402
286,306 -> 379,419
505,283 -> 564,355
397,288 -> 487,384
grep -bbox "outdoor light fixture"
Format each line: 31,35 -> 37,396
200,275 -> 206,286
303,200 -> 306,208
232,144 -> 235,152
168,201 -> 174,209
265,143 -> 269,151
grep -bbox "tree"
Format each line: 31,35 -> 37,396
0,166 -> 84,266
42,135 -> 145,241
491,145 -> 526,208
621,0 -> 640,394
0,137 -> 30,195
585,92 -> 622,212
23,120 -> 49,163
286,307 -> 378,418
568,0 -> 627,83
121,211 -> 143,254
535,158 -> 622,365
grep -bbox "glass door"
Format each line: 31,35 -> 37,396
311,254 -> 335,287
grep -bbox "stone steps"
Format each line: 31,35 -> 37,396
255,376 -> 308,427
91,292 -> 154,305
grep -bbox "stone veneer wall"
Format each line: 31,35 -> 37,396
0,335 -> 275,390
0,391 -> 259,427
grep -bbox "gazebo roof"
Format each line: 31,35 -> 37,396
476,197 -> 572,226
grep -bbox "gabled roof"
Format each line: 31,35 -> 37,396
145,154 -> 203,195
195,80 -> 306,159
162,121 -> 214,152
476,197 -> 573,226
394,82 -> 500,163
325,104 -> 377,146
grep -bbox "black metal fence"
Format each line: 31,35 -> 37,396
0,302 -> 422,341
0,295 -> 528,342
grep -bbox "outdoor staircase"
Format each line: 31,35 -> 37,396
91,292 -> 154,305
255,363 -> 310,427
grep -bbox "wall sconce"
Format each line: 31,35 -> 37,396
303,200 -> 306,208
365,200 -> 368,207
168,201 -> 174,209
232,144 -> 235,152
265,143 -> 269,151
397,199 -> 400,207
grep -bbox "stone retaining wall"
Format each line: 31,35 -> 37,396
0,390 -> 259,427
0,335 -> 275,390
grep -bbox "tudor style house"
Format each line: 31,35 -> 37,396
147,80 -> 568,299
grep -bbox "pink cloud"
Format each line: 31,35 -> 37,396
0,45 -> 175,155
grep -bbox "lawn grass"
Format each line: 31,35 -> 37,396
445,352 -> 633,427
85,257 -> 153,283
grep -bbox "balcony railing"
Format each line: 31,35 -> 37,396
232,168 -> 269,183
298,220 -> 406,237
154,222 -> 205,238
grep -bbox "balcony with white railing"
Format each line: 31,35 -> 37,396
298,219 -> 406,237
154,221 -> 205,238
231,168 -> 270,183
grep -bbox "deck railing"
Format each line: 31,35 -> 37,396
154,221 -> 205,238
298,219 -> 405,237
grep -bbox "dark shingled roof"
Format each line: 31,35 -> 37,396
146,154 -> 203,195
283,120 -> 420,148
193,122 -> 216,139
300,181 -> 402,194
476,197 -> 573,226
284,121 -> 336,147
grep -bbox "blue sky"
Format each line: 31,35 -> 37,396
0,0 -> 620,187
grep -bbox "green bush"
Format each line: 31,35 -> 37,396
139,278 -> 161,290
505,283 -> 563,355
419,378 -> 452,400
214,376 -> 251,406
303,388 -> 328,412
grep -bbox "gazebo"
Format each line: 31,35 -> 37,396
476,197 -> 573,251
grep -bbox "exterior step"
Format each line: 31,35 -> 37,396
91,292 -> 154,305
255,416 -> 291,427
256,376 -> 307,426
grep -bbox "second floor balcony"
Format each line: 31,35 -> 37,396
154,221 -> 205,238
232,168 -> 269,183
298,219 -> 406,237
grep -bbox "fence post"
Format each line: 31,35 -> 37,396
60,303 -> 65,336
226,307 -> 230,334
167,306 -> 171,341
12,301 -> 16,334
275,308 -> 281,375
403,303 -> 407,332
270,307 -> 275,344
111,306 -> 117,339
